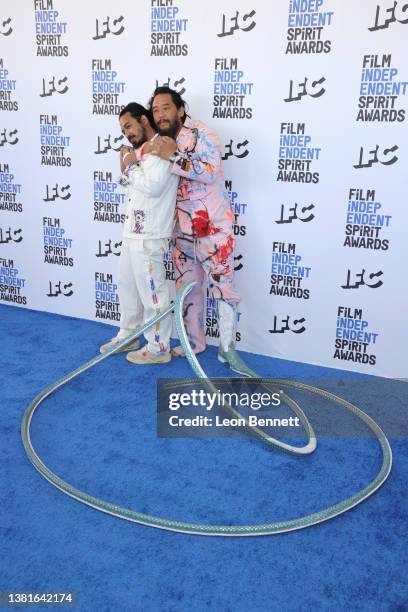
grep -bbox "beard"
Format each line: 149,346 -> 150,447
129,125 -> 147,148
157,116 -> 181,138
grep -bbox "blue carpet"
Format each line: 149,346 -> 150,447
1,303 -> 407,611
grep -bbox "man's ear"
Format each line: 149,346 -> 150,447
140,115 -> 149,126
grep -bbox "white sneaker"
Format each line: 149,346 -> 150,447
126,348 -> 171,364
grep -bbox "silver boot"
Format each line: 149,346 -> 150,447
217,301 -> 256,376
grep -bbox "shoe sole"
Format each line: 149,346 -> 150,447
126,354 -> 171,364
100,340 -> 140,354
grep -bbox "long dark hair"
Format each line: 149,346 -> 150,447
148,87 -> 188,123
119,102 -> 154,128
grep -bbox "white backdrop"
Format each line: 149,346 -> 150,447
1,0 -> 407,378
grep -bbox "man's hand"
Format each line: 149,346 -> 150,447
150,136 -> 178,160
142,139 -> 155,155
120,145 -> 136,172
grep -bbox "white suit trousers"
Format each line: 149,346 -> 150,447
117,237 -> 171,354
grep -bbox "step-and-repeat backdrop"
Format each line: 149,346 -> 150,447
0,1 -> 407,378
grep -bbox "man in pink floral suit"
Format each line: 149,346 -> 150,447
148,86 -> 242,370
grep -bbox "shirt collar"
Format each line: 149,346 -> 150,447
177,117 -> 194,143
